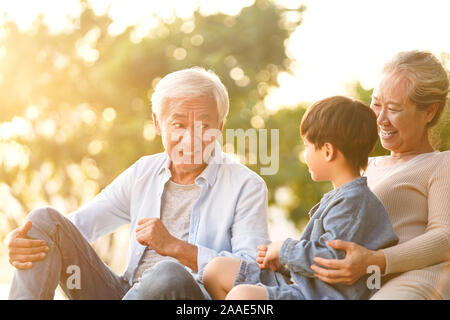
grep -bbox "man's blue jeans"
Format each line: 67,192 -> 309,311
8,207 -> 206,300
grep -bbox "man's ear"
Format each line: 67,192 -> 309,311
152,112 -> 162,136
323,142 -> 337,162
218,121 -> 224,132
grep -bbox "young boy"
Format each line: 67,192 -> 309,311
202,96 -> 398,300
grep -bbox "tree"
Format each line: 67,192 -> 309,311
0,0 -> 305,268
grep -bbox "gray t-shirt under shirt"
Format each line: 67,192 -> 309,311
132,180 -> 201,284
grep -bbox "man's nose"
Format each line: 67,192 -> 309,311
180,126 -> 202,150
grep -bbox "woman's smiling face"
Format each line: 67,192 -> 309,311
370,72 -> 433,155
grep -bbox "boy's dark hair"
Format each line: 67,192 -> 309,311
300,95 -> 378,172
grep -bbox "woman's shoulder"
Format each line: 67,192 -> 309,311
397,151 -> 450,174
420,150 -> 450,168
435,149 -> 450,159
364,151 -> 449,184
369,150 -> 449,167
430,150 -> 450,175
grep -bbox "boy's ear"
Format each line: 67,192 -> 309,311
152,112 -> 162,136
323,142 -> 337,162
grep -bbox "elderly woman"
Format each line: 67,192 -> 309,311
311,50 -> 449,300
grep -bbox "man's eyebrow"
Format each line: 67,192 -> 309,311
168,113 -> 188,120
196,113 -> 211,120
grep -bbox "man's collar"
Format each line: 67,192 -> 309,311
157,152 -> 172,176
157,141 -> 223,188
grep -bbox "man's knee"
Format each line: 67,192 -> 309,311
145,260 -> 192,287
28,207 -> 63,223
27,207 -> 65,234
135,260 -> 199,299
150,260 -> 188,277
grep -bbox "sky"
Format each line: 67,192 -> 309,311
265,0 -> 450,109
0,0 -> 449,108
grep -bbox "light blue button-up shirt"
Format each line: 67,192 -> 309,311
67,143 -> 269,287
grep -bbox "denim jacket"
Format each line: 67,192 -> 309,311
279,177 -> 399,299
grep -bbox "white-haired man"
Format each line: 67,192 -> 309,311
7,67 -> 269,299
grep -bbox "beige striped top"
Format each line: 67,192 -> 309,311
364,150 -> 450,297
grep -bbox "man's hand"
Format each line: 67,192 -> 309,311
135,218 -> 199,271
6,221 -> 50,270
256,241 -> 284,272
135,218 -> 179,257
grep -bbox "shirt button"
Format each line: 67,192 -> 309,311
136,250 -> 141,256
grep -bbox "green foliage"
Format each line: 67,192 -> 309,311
0,1 -> 307,240
261,106 -> 332,227
1,0 -> 448,248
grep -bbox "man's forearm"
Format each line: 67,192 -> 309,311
170,239 -> 198,272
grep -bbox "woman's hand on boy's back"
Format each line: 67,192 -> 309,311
310,239 -> 385,285
256,241 -> 284,272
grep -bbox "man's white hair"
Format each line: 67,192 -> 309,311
151,67 -> 229,124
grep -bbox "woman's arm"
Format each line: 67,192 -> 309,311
379,154 -> 450,274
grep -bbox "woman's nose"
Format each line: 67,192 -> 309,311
377,108 -> 390,126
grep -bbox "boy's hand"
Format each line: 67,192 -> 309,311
257,241 -> 284,272
256,245 -> 268,267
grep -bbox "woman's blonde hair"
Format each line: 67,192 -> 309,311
382,50 -> 449,128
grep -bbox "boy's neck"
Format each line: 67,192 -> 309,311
330,168 -> 360,189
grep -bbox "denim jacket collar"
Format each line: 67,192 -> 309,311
320,176 -> 368,204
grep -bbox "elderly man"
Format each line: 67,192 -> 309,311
6,67 -> 269,300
